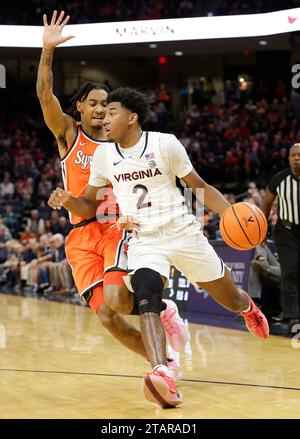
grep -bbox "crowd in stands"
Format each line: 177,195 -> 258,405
213,0 -> 300,16
1,0 -> 299,25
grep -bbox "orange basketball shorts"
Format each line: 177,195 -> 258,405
65,221 -> 128,312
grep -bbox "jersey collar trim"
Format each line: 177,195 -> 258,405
80,125 -> 109,143
114,132 -> 149,159
115,143 -> 126,159
139,131 -> 149,158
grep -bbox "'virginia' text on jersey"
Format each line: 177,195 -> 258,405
114,168 -> 162,182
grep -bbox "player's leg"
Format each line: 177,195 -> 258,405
102,227 -> 187,352
172,220 -> 269,339
196,270 -> 269,338
84,283 -> 148,359
66,226 -> 180,367
104,274 -> 135,315
102,278 -> 181,379
131,268 -> 182,407
65,227 -> 147,357
197,267 -> 249,312
126,238 -> 182,408
104,276 -> 187,352
101,227 -> 136,314
131,268 -> 167,367
98,304 -> 147,358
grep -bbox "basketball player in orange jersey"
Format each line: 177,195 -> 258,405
37,11 -> 187,368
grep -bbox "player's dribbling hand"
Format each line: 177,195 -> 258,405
48,187 -> 72,210
43,10 -> 75,50
115,216 -> 139,237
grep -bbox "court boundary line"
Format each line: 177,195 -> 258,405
0,367 -> 299,392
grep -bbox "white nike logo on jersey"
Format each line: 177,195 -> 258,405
79,142 -> 86,146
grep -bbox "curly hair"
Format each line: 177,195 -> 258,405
67,82 -> 110,120
107,87 -> 150,126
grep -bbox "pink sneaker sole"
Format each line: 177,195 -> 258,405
143,373 -> 182,408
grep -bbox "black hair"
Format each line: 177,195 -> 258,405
67,82 -> 110,120
107,87 -> 150,126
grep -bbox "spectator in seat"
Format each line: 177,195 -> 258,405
27,209 -> 45,235
0,172 -> 14,199
45,234 -> 74,295
0,224 -> 9,264
57,216 -> 72,237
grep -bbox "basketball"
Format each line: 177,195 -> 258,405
220,202 -> 268,250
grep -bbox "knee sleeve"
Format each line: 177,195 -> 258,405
131,268 -> 164,314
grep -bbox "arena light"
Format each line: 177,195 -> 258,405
0,8 -> 300,48
158,56 -> 167,64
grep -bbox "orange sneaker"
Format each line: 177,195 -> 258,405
241,293 -> 269,339
143,370 -> 182,408
160,299 -> 187,352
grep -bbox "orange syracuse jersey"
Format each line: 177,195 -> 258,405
60,124 -> 117,225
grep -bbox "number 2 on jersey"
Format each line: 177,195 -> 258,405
133,184 -> 152,209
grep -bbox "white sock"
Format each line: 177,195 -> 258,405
239,289 -> 252,313
242,299 -> 252,313
153,365 -> 169,375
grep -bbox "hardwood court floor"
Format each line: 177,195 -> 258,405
0,293 -> 299,419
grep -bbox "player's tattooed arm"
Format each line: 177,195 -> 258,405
181,169 -> 231,216
37,11 -> 75,146
37,10 -> 74,98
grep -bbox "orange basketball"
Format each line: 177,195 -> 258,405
220,202 -> 268,250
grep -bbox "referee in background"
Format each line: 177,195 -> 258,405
262,143 -> 300,332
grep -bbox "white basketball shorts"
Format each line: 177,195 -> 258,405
124,216 -> 225,291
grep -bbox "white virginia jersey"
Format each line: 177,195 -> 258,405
89,131 -> 194,233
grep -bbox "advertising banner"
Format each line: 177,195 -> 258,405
1,8 -> 300,47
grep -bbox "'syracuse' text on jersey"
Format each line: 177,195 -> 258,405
89,131 -> 194,233
60,124 -> 113,225
268,168 -> 300,225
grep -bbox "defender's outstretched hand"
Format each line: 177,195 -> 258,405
114,216 -> 139,238
48,187 -> 72,210
43,10 -> 74,49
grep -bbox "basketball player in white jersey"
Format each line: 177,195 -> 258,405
48,87 -> 269,408
38,12 -> 186,384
